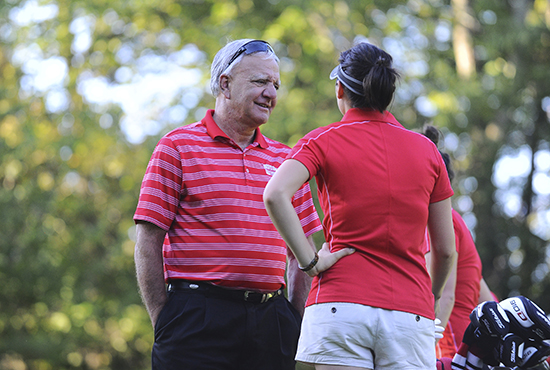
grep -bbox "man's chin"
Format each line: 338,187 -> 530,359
252,111 -> 271,125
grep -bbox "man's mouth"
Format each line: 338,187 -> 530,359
256,102 -> 270,109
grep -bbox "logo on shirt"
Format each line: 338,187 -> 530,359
263,164 -> 277,176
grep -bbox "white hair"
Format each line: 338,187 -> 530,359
210,39 -> 279,97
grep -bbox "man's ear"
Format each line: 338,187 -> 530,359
336,81 -> 345,99
220,75 -> 231,99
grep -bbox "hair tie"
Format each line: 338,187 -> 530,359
376,56 -> 386,67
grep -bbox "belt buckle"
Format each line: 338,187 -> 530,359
260,292 -> 271,303
244,290 -> 279,303
244,291 -> 268,303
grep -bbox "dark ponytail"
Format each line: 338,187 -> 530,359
422,125 -> 455,183
423,125 -> 440,146
338,43 -> 400,112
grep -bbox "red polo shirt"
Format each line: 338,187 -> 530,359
134,109 -> 322,292
289,108 -> 453,319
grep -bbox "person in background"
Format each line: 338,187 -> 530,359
264,42 -> 456,370
422,125 -> 495,359
134,38 -> 322,370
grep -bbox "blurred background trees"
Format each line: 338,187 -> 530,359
1,0 -> 549,368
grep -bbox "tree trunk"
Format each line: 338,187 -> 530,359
451,0 -> 477,79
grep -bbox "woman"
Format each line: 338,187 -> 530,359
263,42 -> 456,370
422,125 -> 496,359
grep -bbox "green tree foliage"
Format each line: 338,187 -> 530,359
1,0 -> 550,368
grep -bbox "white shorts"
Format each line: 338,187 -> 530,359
296,303 -> 437,370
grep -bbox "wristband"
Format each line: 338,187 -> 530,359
299,253 -> 319,272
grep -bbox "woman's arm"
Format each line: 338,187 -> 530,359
263,159 -> 354,277
479,277 -> 497,303
286,235 -> 316,316
427,198 -> 457,315
436,254 -> 457,328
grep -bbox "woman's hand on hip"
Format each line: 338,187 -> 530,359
307,242 -> 355,277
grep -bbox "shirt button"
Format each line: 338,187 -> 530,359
245,168 -> 249,173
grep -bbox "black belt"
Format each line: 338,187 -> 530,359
167,280 -> 283,304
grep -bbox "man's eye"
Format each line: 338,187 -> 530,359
254,80 -> 279,90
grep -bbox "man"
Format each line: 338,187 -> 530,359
134,39 -> 322,370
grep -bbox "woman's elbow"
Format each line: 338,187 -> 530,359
263,183 -> 284,207
434,245 -> 456,261
443,249 -> 457,264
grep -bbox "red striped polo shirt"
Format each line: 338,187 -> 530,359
134,109 -> 322,292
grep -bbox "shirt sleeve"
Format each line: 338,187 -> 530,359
288,129 -> 326,181
133,136 -> 183,230
292,181 -> 323,237
286,132 -> 325,237
453,213 -> 462,253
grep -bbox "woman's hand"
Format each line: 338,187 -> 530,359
306,242 -> 355,277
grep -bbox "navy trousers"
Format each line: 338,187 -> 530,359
152,287 -> 302,370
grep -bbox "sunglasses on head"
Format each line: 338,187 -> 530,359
225,40 -> 274,70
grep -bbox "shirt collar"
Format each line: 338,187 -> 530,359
340,108 -> 404,128
202,109 -> 269,149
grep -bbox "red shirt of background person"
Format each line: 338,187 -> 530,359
422,125 -> 496,359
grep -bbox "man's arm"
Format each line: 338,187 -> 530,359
134,221 -> 168,328
286,235 -> 316,316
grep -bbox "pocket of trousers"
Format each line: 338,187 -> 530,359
154,290 -> 175,338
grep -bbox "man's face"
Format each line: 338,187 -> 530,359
225,53 -> 280,128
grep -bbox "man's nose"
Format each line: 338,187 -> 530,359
263,83 -> 277,99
